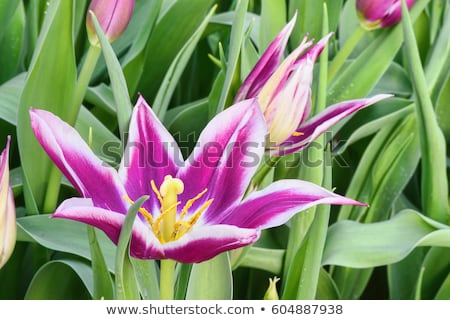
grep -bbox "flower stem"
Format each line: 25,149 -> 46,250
67,44 -> 102,125
160,259 -> 176,300
250,156 -> 280,190
327,25 -> 365,83
42,45 -> 101,213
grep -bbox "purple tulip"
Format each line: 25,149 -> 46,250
356,0 -> 416,30
236,14 -> 392,155
30,97 -> 365,263
0,137 -> 16,269
86,0 -> 135,45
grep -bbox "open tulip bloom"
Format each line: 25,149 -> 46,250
30,97 -> 365,264
235,14 -> 391,156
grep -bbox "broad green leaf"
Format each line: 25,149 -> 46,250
17,0 -> 76,212
419,247 -> 450,299
131,259 -> 159,300
174,263 -> 192,300
186,253 -> 233,300
0,0 -> 20,40
87,226 -> 114,300
259,0 -> 286,51
435,72 -> 450,140
0,73 -> 25,125
136,0 -> 215,100
402,1 -> 449,223
236,247 -> 284,275
16,215 -> 116,271
435,271 -> 450,300
25,260 -> 93,299
316,269 -> 341,300
153,5 -> 216,120
323,209 -> 450,268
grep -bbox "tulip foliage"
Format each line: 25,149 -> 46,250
0,0 -> 449,301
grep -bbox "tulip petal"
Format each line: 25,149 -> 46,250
275,94 -> 393,155
119,96 -> 183,213
234,13 -> 297,101
219,180 -> 365,229
163,225 -> 260,263
178,99 -> 266,221
53,198 -> 164,260
30,109 -> 127,213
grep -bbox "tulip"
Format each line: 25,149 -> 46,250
236,14 -> 391,156
263,277 -> 280,300
30,97 -> 365,263
0,137 -> 16,269
356,0 -> 416,30
86,0 -> 135,46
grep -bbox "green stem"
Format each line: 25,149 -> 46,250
160,259 -> 176,300
327,25 -> 365,83
42,45 -> 101,213
67,44 -> 102,125
250,156 -> 280,190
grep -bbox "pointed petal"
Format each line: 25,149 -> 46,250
275,94 -> 393,155
30,109 -> 127,212
234,13 -> 297,101
178,99 -> 266,221
53,198 -> 164,260
219,180 -> 365,229
163,225 -> 259,263
119,96 -> 182,213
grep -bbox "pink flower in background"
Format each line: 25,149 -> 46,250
356,0 -> 416,30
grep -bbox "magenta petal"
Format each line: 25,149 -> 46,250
30,109 -> 127,213
234,14 -> 297,101
220,180 -> 365,229
163,225 -> 260,263
178,99 -> 266,221
119,96 -> 182,213
53,198 -> 164,260
275,94 -> 392,155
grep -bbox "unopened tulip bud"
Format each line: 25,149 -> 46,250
356,0 -> 416,30
0,137 -> 16,269
86,0 -> 135,46
263,277 -> 280,300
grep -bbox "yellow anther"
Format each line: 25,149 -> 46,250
188,199 -> 214,226
292,131 -> 304,137
152,201 -> 181,244
150,180 -> 164,207
179,188 -> 208,220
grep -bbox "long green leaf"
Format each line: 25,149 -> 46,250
17,0 -> 76,212
401,0 -> 449,223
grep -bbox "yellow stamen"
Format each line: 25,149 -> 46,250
150,180 -> 164,207
292,131 -> 304,137
172,198 -> 214,241
152,201 -> 181,243
179,188 -> 208,220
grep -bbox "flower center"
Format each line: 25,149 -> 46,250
124,175 -> 213,244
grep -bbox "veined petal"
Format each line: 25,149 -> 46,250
234,13 -> 297,101
30,109 -> 127,213
178,99 -> 266,221
219,180 -> 365,229
119,96 -> 182,213
53,198 -> 164,260
163,224 -> 260,263
275,94 -> 393,155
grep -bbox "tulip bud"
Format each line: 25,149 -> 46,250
86,0 -> 135,46
0,137 -> 16,269
356,0 -> 416,30
263,277 -> 280,300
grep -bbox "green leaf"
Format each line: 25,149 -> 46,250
435,72 -> 450,140
186,253 -> 233,299
236,247 -> 284,275
323,209 -> 450,268
16,0 -> 76,212
153,5 -> 216,120
401,0 -> 449,223
213,0 -> 249,116
316,269 -> 341,300
136,0 -> 215,100
0,0 -> 20,40
16,215 -> 116,271
259,0 -> 286,51
87,226 -> 114,300
25,260 -> 93,299
131,258 -> 160,300
90,11 -> 132,142
115,196 -> 147,300
419,247 -> 450,299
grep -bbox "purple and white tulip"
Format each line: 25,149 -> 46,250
0,137 -> 16,269
236,14 -> 392,156
356,0 -> 416,30
30,97 -> 365,263
86,0 -> 135,46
